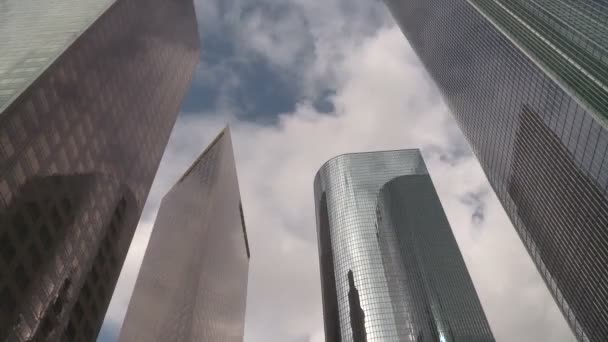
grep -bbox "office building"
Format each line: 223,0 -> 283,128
0,0 -> 199,340
119,128 -> 250,342
314,149 -> 494,341
385,0 -> 608,340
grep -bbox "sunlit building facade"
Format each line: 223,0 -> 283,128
385,0 -> 608,340
119,128 -> 250,342
314,150 -> 494,342
0,0 -> 199,340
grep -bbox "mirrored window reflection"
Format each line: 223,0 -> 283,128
0,0 -> 115,110
314,150 -> 494,341
385,0 -> 608,339
0,0 -> 200,339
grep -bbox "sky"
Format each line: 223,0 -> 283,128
99,0 -> 576,341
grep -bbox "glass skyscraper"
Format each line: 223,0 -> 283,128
119,128 -> 250,342
314,149 -> 494,342
0,0 -> 199,340
384,0 -> 608,340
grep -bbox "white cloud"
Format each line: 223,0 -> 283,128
102,0 -> 575,341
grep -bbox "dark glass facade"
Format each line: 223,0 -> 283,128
384,0 -> 608,340
119,128 -> 250,342
314,150 -> 494,342
0,0 -> 200,340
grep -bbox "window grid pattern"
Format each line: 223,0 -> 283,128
467,0 -> 608,123
385,0 -> 608,340
314,150 -> 494,341
119,129 -> 250,342
0,0 -> 115,111
0,0 -> 200,340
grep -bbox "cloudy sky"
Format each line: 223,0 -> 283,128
99,0 -> 576,341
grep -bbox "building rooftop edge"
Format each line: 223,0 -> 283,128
175,125 -> 230,185
314,148 -> 423,180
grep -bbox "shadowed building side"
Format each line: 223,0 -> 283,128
119,128 -> 250,342
377,175 -> 493,341
0,174 -> 137,341
508,106 -> 608,340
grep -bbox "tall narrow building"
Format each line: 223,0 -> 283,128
314,149 -> 494,342
119,128 -> 250,342
0,0 -> 199,340
385,0 -> 608,340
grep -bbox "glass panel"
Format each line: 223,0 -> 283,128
0,0 -> 115,111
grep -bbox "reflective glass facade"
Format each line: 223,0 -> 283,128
384,0 -> 608,340
119,128 -> 250,342
0,0 -> 115,111
314,150 -> 494,342
0,0 -> 200,340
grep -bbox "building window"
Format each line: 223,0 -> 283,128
26,201 -> 41,221
66,322 -> 76,339
0,287 -> 16,312
0,233 -> 16,262
12,213 -> 29,243
39,224 -> 53,246
61,197 -> 72,215
51,206 -> 62,229
29,244 -> 42,271
15,265 -> 30,290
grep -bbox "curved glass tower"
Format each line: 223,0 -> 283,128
313,149 -> 494,342
385,0 -> 608,340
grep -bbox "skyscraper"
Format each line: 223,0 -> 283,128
314,149 -> 494,342
0,0 -> 199,340
385,0 -> 608,340
119,128 -> 250,342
